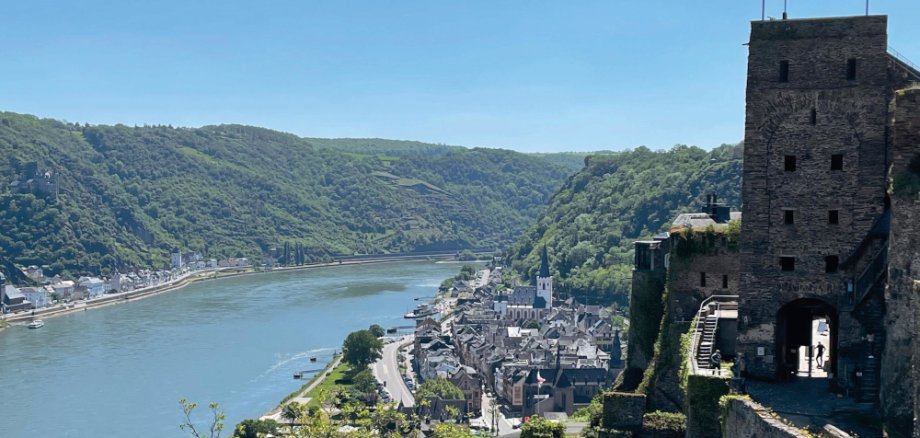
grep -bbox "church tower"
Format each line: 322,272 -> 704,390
536,246 -> 553,308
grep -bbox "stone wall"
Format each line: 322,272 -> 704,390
882,86 -> 920,437
738,15 -> 896,382
624,269 -> 666,389
640,230 -> 738,412
722,397 -> 808,438
601,392 -> 647,432
643,321 -> 689,412
667,231 -> 740,324
685,374 -> 729,438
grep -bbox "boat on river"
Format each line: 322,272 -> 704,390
403,304 -> 438,319
27,320 -> 44,329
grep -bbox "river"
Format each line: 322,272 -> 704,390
0,260 -> 468,438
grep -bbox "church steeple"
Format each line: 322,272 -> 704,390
539,246 -> 550,278
536,246 -> 553,309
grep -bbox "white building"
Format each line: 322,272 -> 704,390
79,277 -> 106,299
19,287 -> 50,308
51,280 -> 75,299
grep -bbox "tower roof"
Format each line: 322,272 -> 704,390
539,246 -> 550,278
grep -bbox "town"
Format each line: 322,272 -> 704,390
1,250 -> 251,320
402,248 -> 621,435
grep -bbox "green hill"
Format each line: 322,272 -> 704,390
0,112 -> 572,277
507,143 -> 743,304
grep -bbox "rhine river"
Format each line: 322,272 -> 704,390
0,260 -> 467,438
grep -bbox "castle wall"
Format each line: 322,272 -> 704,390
722,397 -> 808,438
667,232 -> 740,324
626,269 -> 666,375
644,230 -> 739,412
883,86 -> 920,436
738,16 -> 893,381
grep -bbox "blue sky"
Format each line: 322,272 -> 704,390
2,1 -> 918,152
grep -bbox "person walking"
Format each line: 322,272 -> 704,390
815,342 -> 826,368
710,349 -> 722,375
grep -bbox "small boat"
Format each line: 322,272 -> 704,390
310,356 -> 317,362
27,320 -> 44,329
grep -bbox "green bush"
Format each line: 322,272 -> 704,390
643,411 -> 687,432
685,374 -> 730,437
678,316 -> 698,395
416,378 -> 464,400
520,416 -> 565,438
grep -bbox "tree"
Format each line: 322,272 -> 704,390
232,418 -> 278,438
371,403 -> 410,435
432,423 -> 477,438
179,398 -> 225,438
368,324 -> 385,338
281,402 -> 303,425
415,378 -> 464,400
520,416 -> 565,438
342,329 -> 383,369
353,368 -> 377,394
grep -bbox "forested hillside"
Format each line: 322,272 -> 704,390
508,144 -> 743,304
309,137 -> 592,173
0,112 -> 572,277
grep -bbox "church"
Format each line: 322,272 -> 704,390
493,246 -> 554,320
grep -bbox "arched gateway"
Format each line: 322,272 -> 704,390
775,298 -> 837,380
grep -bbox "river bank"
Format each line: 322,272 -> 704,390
0,261 -> 466,437
0,252 -> 459,328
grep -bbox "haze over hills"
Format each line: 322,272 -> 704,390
0,111 -> 574,277
508,143 -> 743,304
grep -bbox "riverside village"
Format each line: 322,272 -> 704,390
264,12 -> 920,438
3,9 -> 920,438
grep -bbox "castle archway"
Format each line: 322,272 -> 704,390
775,298 -> 838,381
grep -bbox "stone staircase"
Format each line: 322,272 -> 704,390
690,295 -> 738,373
695,313 -> 720,368
856,287 -> 886,403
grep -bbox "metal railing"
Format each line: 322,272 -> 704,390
840,208 -> 889,270
688,295 -> 739,376
851,245 -> 888,307
889,46 -> 920,79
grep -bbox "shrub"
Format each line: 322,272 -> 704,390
643,411 -> 687,432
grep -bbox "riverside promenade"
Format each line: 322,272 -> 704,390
261,354 -> 344,422
0,251 -> 462,326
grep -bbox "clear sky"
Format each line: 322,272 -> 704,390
2,1 -> 918,152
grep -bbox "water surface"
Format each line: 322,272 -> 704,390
0,261 -> 465,438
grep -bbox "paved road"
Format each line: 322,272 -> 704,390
476,391 -> 517,436
476,268 -> 491,288
372,335 -> 415,407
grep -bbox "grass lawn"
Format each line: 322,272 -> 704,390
304,361 -> 354,409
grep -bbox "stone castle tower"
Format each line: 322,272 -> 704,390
536,246 -> 553,308
735,14 -> 919,432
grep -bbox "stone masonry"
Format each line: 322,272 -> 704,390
737,15 -> 914,389
884,86 -> 920,435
